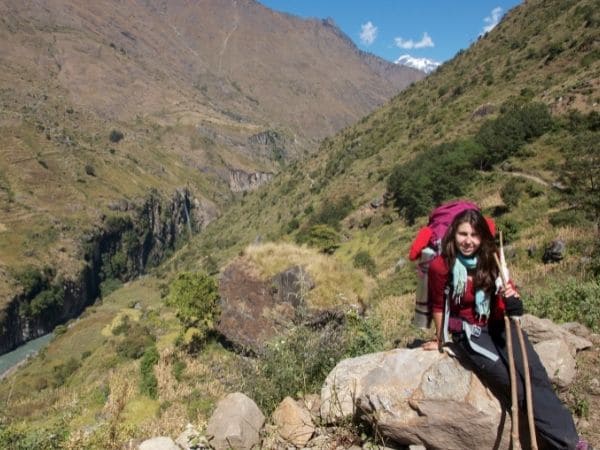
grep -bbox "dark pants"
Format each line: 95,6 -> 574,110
453,320 -> 579,450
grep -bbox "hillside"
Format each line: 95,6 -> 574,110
0,0 -> 422,324
0,0 -> 598,447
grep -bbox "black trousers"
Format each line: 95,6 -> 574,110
453,320 -> 579,450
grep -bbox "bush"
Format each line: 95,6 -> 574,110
116,323 -> 155,359
52,357 -> 81,387
311,195 -> 353,229
548,209 -> 590,227
139,346 -> 160,399
166,272 -> 220,346
387,139 -> 483,223
475,102 -> 553,168
527,279 -> 600,332
297,224 -> 341,254
109,129 -> 124,143
248,314 -> 383,414
353,250 -> 377,276
172,359 -> 186,382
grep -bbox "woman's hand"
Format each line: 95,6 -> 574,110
422,339 -> 439,351
501,281 -> 520,299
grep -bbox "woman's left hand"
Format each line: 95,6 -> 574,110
501,281 -> 520,299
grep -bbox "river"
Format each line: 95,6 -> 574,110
0,333 -> 53,380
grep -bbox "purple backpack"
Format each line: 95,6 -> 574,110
427,200 -> 479,252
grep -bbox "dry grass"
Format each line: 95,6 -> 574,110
243,242 -> 376,309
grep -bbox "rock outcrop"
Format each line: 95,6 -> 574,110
271,396 -> 315,447
217,262 -> 314,354
0,188 -> 217,356
228,169 -> 274,192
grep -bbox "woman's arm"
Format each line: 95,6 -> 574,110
422,311 -> 443,350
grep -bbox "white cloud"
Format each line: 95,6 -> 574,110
360,21 -> 378,45
481,7 -> 503,34
394,32 -> 434,50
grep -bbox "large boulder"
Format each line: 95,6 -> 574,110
534,339 -> 576,388
217,261 -> 298,354
520,314 -> 592,355
206,393 -> 265,450
321,349 -> 512,450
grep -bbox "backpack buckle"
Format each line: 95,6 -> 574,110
471,325 -> 481,338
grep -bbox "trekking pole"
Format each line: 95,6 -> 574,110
494,251 -> 538,450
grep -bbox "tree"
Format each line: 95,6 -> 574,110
561,130 -> 600,226
166,272 -> 220,345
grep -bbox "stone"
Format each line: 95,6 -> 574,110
520,314 -> 592,356
321,349 -> 512,450
534,339 -> 577,388
272,396 -> 315,446
272,266 -> 315,308
138,436 -> 179,450
175,423 -> 210,449
217,261 -> 296,354
206,392 -> 265,450
542,239 -> 566,263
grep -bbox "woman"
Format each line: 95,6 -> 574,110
423,208 -> 583,450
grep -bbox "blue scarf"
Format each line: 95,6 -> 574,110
452,254 -> 490,318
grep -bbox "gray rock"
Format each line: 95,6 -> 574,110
534,339 -> 576,388
321,349 -> 512,450
272,396 -> 315,447
520,314 -> 592,356
542,239 -> 566,263
138,436 -> 179,450
272,266 -> 314,308
206,392 -> 265,450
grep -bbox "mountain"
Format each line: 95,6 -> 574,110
0,0 -> 423,314
395,54 -> 441,74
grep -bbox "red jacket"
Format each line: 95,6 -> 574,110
428,255 -> 505,324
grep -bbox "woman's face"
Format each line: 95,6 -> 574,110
455,222 -> 481,257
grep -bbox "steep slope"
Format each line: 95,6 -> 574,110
0,0 -> 422,316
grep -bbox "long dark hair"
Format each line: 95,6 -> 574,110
442,209 -> 498,293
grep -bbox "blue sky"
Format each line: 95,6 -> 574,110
258,1 -> 522,64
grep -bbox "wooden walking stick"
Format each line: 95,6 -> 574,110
495,232 -> 538,450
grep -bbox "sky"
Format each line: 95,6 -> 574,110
258,1 -> 522,64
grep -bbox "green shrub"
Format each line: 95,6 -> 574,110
548,209 -> 590,227
52,357 -> 81,387
0,420 -> 68,450
248,314 -> 383,414
297,224 -> 341,254
100,278 -> 123,297
166,272 -> 220,347
527,279 -> 600,332
353,250 -> 377,276
13,266 -> 45,298
54,324 -> 68,336
172,359 -> 187,382
140,346 -> 160,399
311,195 -> 353,229
116,323 -> 155,359
387,139 -> 483,223
184,389 -> 214,421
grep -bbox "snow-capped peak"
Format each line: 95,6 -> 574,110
395,54 -> 441,74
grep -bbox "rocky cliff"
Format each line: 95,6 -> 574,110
0,188 -> 217,355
